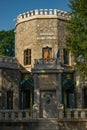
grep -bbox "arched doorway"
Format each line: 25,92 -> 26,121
20,75 -> 34,111
62,74 -> 76,109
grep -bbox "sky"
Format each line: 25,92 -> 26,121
0,0 -> 70,31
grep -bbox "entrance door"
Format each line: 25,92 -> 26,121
83,88 -> 87,108
22,90 -> 30,109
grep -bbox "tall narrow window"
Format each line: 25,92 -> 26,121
42,47 -> 52,58
24,49 -> 31,65
7,91 -> 13,109
21,90 -> 30,109
83,88 -> 87,108
63,49 -> 69,64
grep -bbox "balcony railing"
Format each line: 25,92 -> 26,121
58,108 -> 87,120
33,58 -> 62,70
35,58 -> 60,65
0,110 -> 38,121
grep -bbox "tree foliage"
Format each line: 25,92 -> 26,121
0,29 -> 15,57
66,0 -> 87,77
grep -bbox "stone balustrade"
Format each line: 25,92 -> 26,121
0,109 -> 38,121
16,9 -> 71,24
58,108 -> 87,120
0,56 -> 17,64
35,58 -> 60,65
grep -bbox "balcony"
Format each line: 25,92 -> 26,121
58,108 -> 87,121
34,58 -> 62,70
0,110 -> 38,122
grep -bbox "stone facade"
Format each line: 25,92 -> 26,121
15,9 -> 71,72
0,9 -> 87,130
0,56 -> 21,110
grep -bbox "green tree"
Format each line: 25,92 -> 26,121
66,0 -> 87,77
0,29 -> 15,57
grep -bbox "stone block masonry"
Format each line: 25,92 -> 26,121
15,9 -> 68,72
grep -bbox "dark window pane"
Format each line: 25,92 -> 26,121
28,56 -> 31,64
83,89 -> 87,108
24,49 -> 31,65
63,49 -> 69,64
26,57 -> 28,65
7,91 -> 13,109
26,49 -> 28,55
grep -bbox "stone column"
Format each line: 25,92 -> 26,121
33,74 -> 40,118
56,71 -> 63,119
76,87 -> 82,108
56,72 -> 62,106
75,72 -> 82,108
34,74 -> 40,104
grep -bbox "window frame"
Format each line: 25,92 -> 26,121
42,47 -> 52,59
63,48 -> 69,65
24,49 -> 31,65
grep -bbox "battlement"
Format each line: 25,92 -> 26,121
0,56 -> 17,64
0,56 -> 19,69
16,9 -> 71,25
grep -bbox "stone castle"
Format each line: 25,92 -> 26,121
0,9 -> 87,130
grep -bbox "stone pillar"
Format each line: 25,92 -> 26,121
30,10 -> 33,16
40,9 -> 43,15
34,74 -> 39,103
44,9 -> 48,15
33,74 -> 40,117
26,111 -> 30,119
35,10 -> 39,15
56,72 -> 62,106
56,71 -> 63,119
54,9 -> 57,15
76,72 -> 82,108
49,9 -> 53,15
56,71 -> 64,118
77,87 -> 82,108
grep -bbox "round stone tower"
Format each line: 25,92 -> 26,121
15,9 -> 70,72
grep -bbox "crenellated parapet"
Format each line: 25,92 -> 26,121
0,56 -> 17,63
15,8 -> 71,70
0,56 -> 19,69
16,9 -> 71,25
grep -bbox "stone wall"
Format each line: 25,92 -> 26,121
32,66 -> 63,118
1,119 -> 87,130
0,56 -> 21,109
58,120 -> 87,130
0,119 -> 58,130
1,69 -> 21,109
15,9 -> 68,72
38,74 -> 57,89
